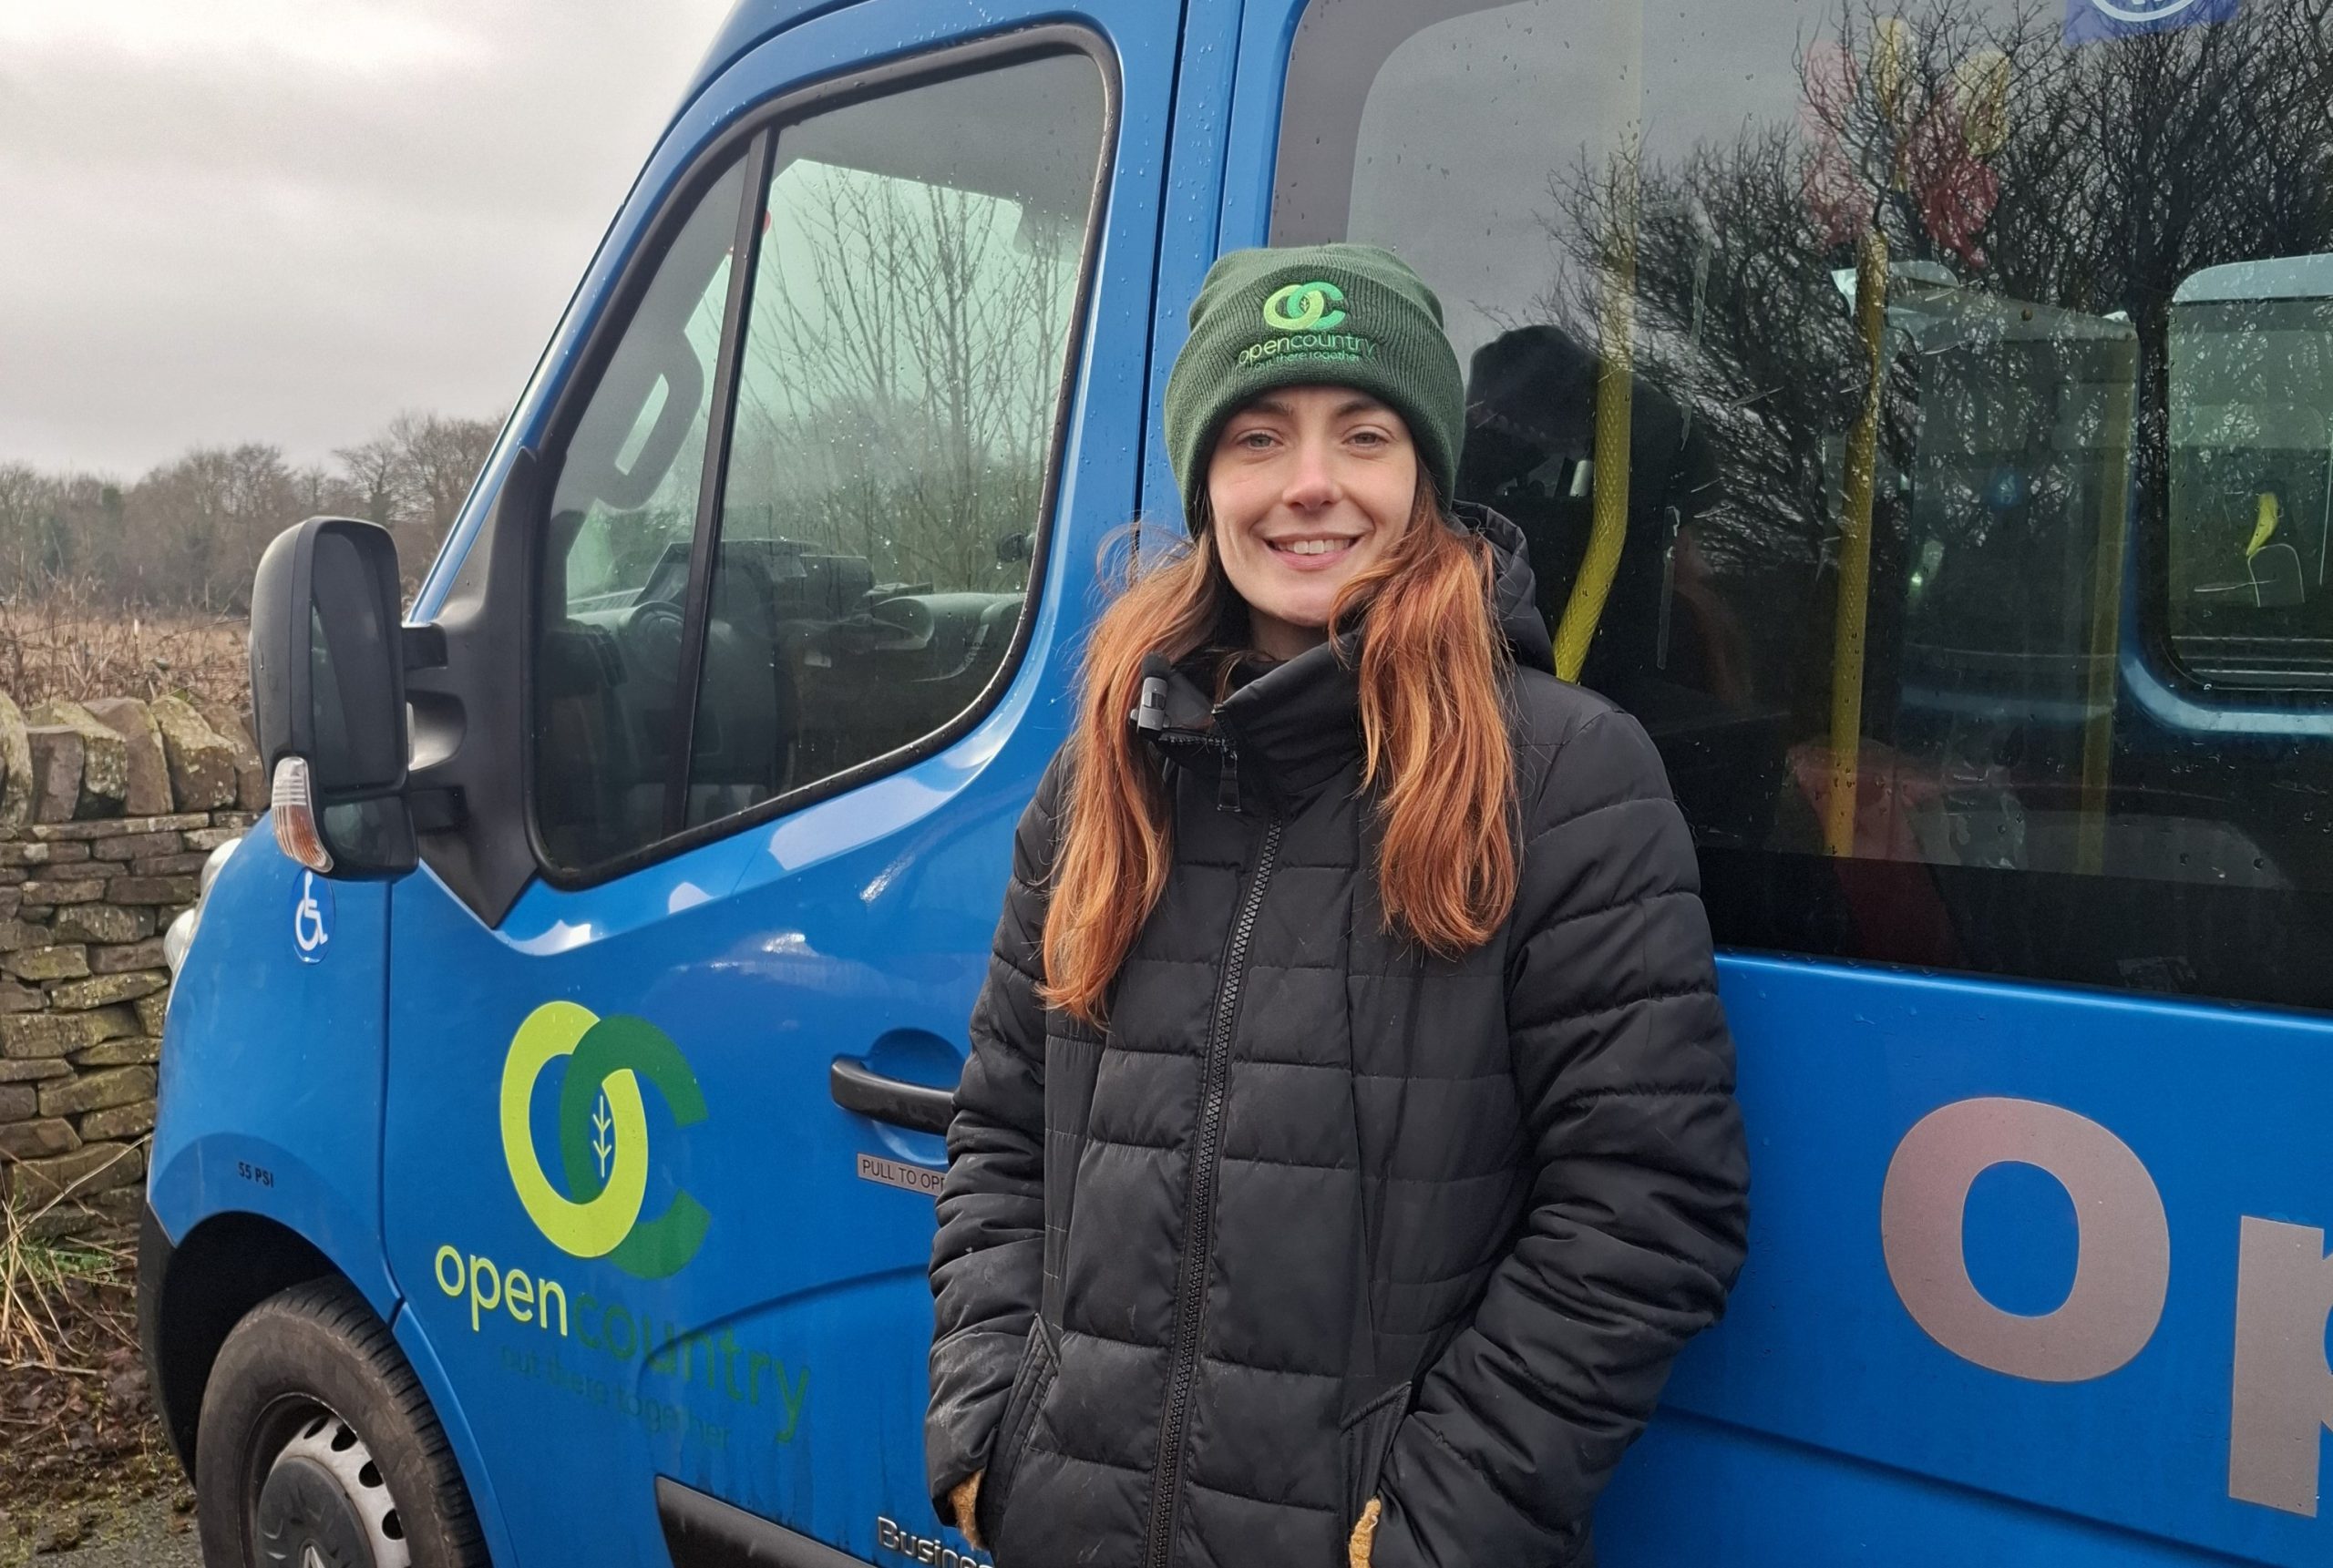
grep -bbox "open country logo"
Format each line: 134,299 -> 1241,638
430,1006 -> 803,1452
1262,279 -> 1347,333
498,1000 -> 709,1279
1238,279 -> 1374,367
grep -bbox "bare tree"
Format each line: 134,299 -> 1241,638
1523,0 -> 2333,706
333,435 -> 405,529
2,403 -> 502,613
117,445 -> 301,611
724,163 -> 1078,591
0,463 -> 63,596
386,411 -> 500,563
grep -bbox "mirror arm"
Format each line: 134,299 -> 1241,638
397,587 -> 461,833
403,623 -> 448,672
402,448 -> 540,926
408,786 -> 465,834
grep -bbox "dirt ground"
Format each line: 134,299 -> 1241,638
0,1499 -> 198,1568
0,1233 -> 200,1566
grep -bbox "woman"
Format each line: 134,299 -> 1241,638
926,244 -> 1749,1568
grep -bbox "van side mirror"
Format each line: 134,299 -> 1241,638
249,518 -> 417,876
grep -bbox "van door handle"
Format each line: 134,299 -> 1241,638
828,1057 -> 955,1135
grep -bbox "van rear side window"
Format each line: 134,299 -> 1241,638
532,48 -> 1108,874
1275,0 -> 2333,1010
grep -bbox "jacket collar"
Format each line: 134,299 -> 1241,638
1460,499 -> 1557,676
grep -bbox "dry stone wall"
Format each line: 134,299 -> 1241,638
0,690 -> 266,1239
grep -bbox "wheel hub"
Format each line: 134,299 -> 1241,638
252,1409 -> 411,1568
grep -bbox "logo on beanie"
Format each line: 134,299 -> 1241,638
1262,280 -> 1348,333
1238,279 -> 1376,368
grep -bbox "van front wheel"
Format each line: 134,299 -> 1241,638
195,1278 -> 486,1568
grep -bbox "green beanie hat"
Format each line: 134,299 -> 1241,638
1163,242 -> 1465,520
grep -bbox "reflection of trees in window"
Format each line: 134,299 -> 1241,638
1536,0 -> 2333,670
726,165 -> 1076,593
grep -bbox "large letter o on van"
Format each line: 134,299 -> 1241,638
1881,1096 -> 2170,1382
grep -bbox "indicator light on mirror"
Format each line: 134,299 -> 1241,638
270,756 -> 334,875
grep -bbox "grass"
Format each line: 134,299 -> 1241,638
0,1243 -> 118,1377
0,1147 -> 192,1560
0,1144 -> 143,1371
1,1221 -> 126,1374
0,585 -> 248,711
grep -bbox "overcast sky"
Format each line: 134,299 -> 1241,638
1,0 -> 735,479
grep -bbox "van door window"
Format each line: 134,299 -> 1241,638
1270,0 -> 2333,1009
2168,274 -> 2333,687
529,51 -> 1106,874
685,52 -> 1105,827
534,159 -> 750,871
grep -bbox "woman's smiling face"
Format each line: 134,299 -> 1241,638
1206,384 -> 1418,662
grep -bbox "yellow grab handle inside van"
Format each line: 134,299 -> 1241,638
2246,491 -> 2280,559
2076,342 -> 2137,876
1557,200 -> 1638,683
1825,234 -> 1889,858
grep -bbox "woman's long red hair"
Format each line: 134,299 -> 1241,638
1041,481 -> 1517,1025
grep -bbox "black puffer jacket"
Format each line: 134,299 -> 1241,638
928,506 -> 1748,1568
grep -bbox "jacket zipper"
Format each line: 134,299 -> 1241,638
1143,814 -> 1284,1568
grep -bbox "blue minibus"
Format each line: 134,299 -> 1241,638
139,0 -> 2333,1563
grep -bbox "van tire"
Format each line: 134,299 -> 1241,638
195,1277 -> 487,1568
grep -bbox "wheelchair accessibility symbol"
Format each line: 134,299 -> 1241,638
292,870 -> 333,963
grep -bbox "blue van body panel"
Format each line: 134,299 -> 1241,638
149,826 -> 396,1316
375,4 -> 1180,1563
1213,0 -> 1299,265
1591,953 -> 2333,1567
691,3 -> 863,93
149,836 -> 522,1563
1603,1412 -> 2268,1568
385,832 -> 1003,1563
1137,0 -> 1241,532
